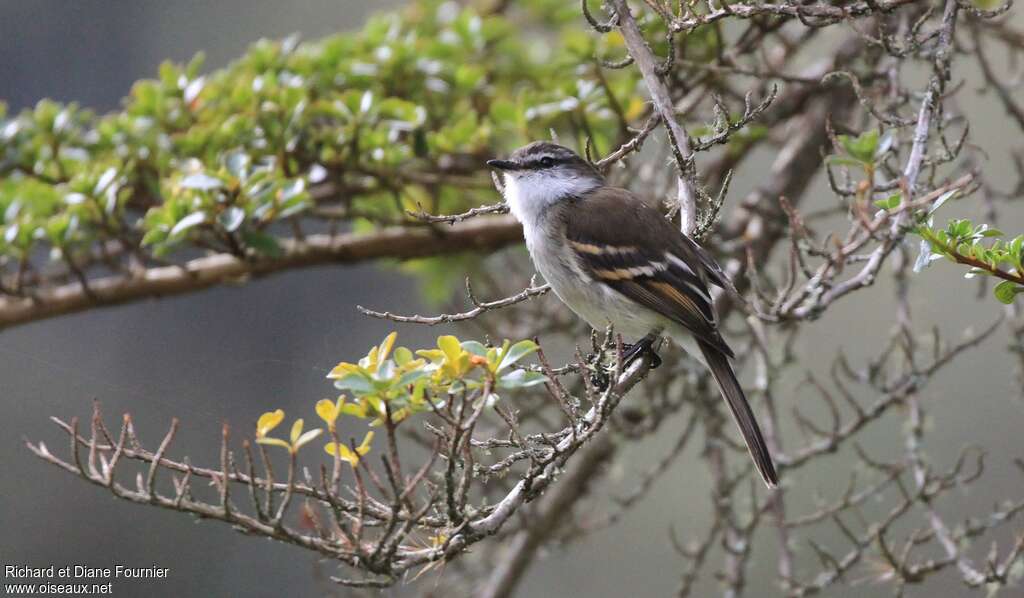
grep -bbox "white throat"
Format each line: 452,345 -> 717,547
502,171 -> 600,229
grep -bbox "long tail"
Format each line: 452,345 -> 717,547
697,339 -> 779,488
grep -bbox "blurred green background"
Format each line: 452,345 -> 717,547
2,2 -> 1022,597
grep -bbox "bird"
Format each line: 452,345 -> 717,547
487,140 -> 778,488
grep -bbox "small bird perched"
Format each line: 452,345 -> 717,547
488,141 -> 778,488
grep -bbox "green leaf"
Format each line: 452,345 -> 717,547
241,229 -> 282,257
225,151 -> 250,179
359,90 -> 374,114
873,194 -> 901,210
94,168 -> 119,195
333,373 -> 376,394
839,130 -> 878,163
217,206 -> 245,232
396,369 -> 429,387
169,211 -> 207,237
497,369 -> 548,390
140,228 -> 168,247
994,281 -> 1023,304
497,340 -> 539,371
375,359 -> 395,381
180,172 -> 224,191
826,156 -> 865,168
279,178 -> 306,202
460,340 -> 488,357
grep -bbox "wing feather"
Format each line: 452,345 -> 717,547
564,188 -> 733,357
562,187 -> 778,486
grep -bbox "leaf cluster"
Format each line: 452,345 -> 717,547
915,219 -> 1024,303
255,332 -> 545,463
0,0 -> 640,279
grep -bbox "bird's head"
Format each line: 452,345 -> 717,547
487,142 -> 604,220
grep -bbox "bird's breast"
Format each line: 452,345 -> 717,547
526,228 -> 661,338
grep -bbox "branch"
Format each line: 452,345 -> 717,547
610,0 -> 699,235
407,202 -> 510,224
670,0 -> 923,32
784,0 -> 963,320
358,281 -> 550,325
479,433 -> 616,598
0,216 -> 522,330
595,114 -> 661,170
395,348 -> 659,571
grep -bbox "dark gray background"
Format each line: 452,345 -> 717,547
2,3 -> 1022,597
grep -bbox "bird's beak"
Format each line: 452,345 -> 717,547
486,159 -> 520,171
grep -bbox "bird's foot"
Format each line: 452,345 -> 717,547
621,334 -> 662,369
586,349 -> 612,389
589,334 -> 662,390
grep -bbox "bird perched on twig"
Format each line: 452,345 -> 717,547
488,141 -> 778,488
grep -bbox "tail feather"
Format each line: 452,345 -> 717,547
697,339 -> 779,488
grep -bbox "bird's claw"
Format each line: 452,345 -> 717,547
589,334 -> 662,390
622,335 -> 662,369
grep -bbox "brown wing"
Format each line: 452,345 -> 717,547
564,187 -> 733,358
565,188 -> 778,487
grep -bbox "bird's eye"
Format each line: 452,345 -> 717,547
539,156 -> 555,168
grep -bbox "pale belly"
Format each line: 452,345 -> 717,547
522,223 -> 707,365
525,229 -> 666,340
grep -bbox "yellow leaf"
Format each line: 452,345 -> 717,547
316,398 -> 341,429
290,418 -> 304,445
362,345 -> 380,370
438,335 -> 462,363
410,381 -> 426,404
256,437 -> 291,450
256,409 -> 284,438
370,409 -> 409,427
358,430 -> 378,452
394,346 -> 413,365
416,349 -> 445,363
324,431 -> 374,466
294,428 -> 323,451
624,97 -> 646,122
340,400 -> 370,419
326,362 -> 358,379
378,332 -> 397,362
